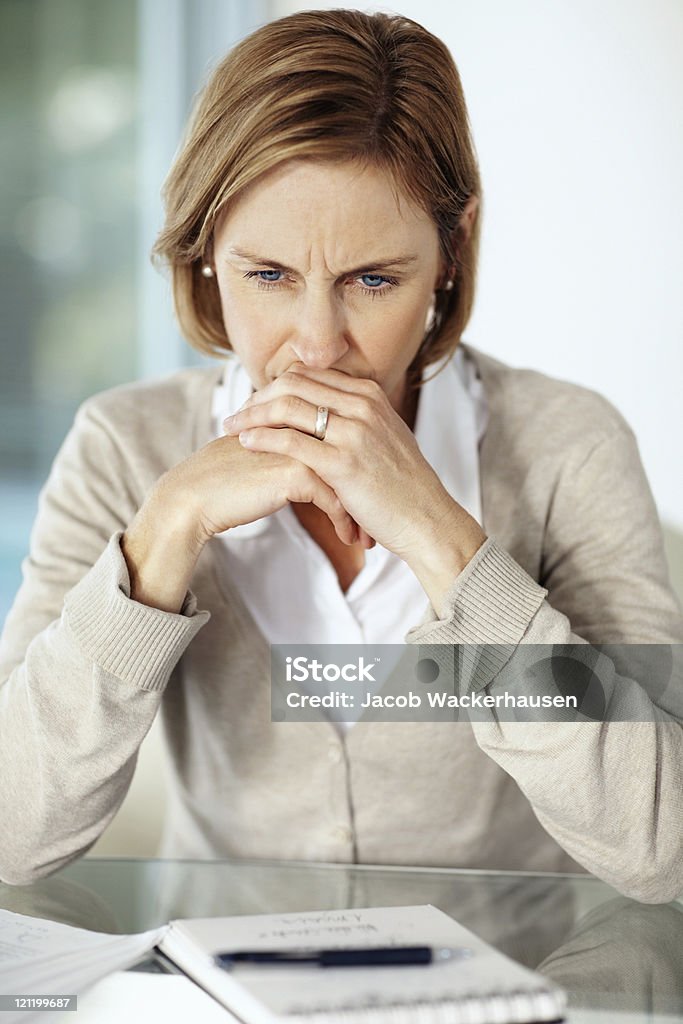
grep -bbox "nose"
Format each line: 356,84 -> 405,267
288,289 -> 349,369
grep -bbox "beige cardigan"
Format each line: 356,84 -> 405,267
1,345 -> 682,901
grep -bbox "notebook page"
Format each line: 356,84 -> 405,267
159,904 -> 566,1024
0,910 -> 166,1024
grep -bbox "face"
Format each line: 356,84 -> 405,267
211,159 -> 445,416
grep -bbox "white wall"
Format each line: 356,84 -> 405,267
275,0 -> 683,534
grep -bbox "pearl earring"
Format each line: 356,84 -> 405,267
444,279 -> 454,291
201,265 -> 214,278
424,296 -> 437,333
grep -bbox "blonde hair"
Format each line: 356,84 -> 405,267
152,8 -> 482,390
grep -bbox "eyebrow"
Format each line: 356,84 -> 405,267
227,246 -> 420,277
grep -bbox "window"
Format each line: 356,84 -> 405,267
0,0 -> 268,626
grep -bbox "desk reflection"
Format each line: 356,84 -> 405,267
0,860 -> 681,1018
538,896 -> 683,1017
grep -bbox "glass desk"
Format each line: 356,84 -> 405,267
1,858 -> 681,1022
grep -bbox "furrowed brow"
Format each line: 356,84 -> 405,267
227,247 -> 419,277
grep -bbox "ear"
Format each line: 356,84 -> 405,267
459,194 -> 479,245
434,195 -> 480,289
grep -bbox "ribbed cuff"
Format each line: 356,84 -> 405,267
63,531 -> 211,692
405,539 -> 548,689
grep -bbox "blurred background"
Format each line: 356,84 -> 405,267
1,0 -> 682,855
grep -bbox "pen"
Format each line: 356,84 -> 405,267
214,945 -> 473,968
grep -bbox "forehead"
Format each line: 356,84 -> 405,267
215,159 -> 436,247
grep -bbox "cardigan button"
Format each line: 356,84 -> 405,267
332,825 -> 353,843
327,745 -> 343,764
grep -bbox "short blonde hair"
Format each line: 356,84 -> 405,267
152,9 -> 482,390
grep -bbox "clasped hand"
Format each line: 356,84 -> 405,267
222,362 -> 461,562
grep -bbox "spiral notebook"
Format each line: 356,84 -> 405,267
157,904 -> 566,1024
0,904 -> 565,1024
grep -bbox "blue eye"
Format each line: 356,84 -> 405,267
243,270 -> 283,288
356,274 -> 399,298
244,266 -> 395,299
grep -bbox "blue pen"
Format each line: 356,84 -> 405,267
214,945 -> 473,969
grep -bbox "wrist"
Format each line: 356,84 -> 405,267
122,487 -> 206,613
154,470 -> 210,551
402,493 -> 487,617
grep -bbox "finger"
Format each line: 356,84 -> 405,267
224,394 -> 345,438
242,429 -> 369,546
242,370 -> 372,419
285,362 -> 380,396
358,527 -> 376,549
287,465 -> 357,546
238,426 -> 335,472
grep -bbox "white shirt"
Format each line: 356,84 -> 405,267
210,349 -> 488,661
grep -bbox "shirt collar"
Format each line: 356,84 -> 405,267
413,347 -> 487,523
213,352 -> 254,416
210,356 -> 265,538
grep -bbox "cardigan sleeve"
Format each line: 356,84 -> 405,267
405,425 -> 683,904
0,398 -> 210,885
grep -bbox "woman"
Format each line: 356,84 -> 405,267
1,10 -> 681,901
